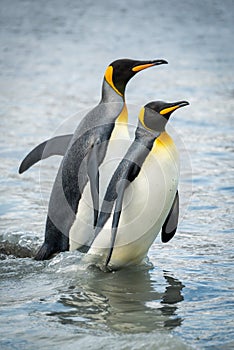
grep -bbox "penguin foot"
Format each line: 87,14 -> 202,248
34,243 -> 55,260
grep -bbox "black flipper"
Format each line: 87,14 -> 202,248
87,142 -> 100,227
105,179 -> 129,266
105,162 -> 141,266
19,134 -> 73,174
161,190 -> 179,243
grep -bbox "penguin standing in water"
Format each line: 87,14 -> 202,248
85,100 -> 189,271
23,58 -> 168,260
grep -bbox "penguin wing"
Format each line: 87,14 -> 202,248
161,190 -> 179,243
87,142 -> 100,227
105,161 -> 141,266
19,134 -> 73,174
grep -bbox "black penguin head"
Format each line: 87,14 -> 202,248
104,58 -> 168,96
139,100 -> 189,132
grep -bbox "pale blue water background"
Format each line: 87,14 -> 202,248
0,1 -> 233,349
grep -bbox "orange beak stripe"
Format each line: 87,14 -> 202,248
132,63 -> 156,72
160,105 -> 179,115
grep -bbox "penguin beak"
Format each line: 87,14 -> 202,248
174,100 -> 190,109
160,101 -> 189,115
132,59 -> 168,72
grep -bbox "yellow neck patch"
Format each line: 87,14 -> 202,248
104,66 -> 123,97
116,103 -> 128,123
152,132 -> 175,154
110,103 -> 129,141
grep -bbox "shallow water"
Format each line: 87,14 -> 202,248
0,1 -> 234,349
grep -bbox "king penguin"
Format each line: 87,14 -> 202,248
84,100 -> 189,271
31,58 -> 168,260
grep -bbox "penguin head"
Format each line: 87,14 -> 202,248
139,100 -> 189,132
104,59 -> 168,96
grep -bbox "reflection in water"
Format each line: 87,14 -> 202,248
48,266 -> 184,333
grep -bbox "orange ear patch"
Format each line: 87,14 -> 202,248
104,66 -> 123,96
